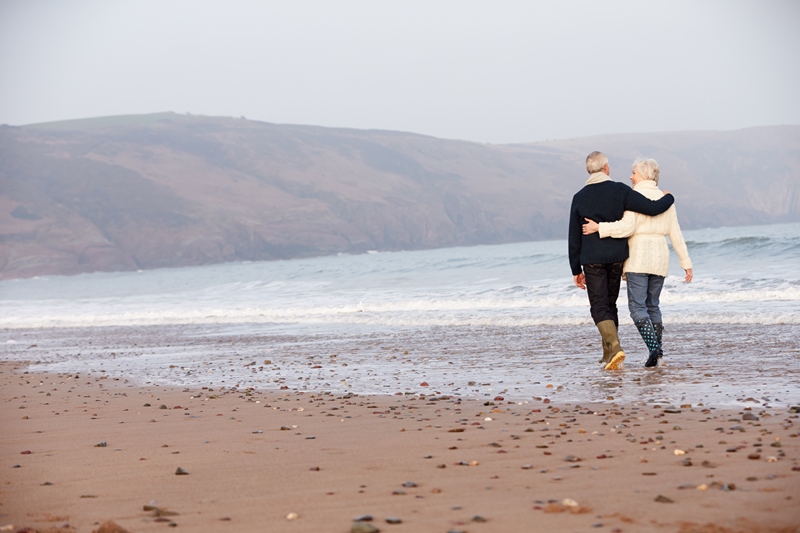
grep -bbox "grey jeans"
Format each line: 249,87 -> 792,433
626,272 -> 665,323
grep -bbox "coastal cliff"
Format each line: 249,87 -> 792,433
1,113 -> 798,279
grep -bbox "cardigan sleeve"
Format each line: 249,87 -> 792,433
667,207 -> 692,270
598,210 -> 636,239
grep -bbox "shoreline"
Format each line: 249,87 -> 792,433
1,362 -> 798,533
4,323 -> 800,411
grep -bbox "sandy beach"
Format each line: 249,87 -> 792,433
1,361 -> 798,533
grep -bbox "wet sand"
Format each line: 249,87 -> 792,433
1,362 -> 799,533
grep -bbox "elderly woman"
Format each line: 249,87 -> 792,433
582,158 -> 692,367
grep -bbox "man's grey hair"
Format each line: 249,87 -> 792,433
633,158 -> 660,184
586,151 -> 608,174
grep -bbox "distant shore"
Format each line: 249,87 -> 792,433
2,362 -> 798,533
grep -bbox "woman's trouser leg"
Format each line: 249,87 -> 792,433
646,275 -> 665,356
627,273 -> 662,367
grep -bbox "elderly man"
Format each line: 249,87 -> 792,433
568,151 -> 675,370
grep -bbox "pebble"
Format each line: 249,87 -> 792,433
351,522 -> 381,533
353,515 -> 374,522
175,467 -> 189,475
94,521 -> 132,533
385,517 -> 402,524
654,495 -> 674,503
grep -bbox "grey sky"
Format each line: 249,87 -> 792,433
1,0 -> 798,144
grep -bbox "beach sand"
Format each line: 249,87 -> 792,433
1,361 -> 798,533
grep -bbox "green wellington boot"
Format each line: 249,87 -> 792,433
598,323 -> 618,365
596,320 -> 625,370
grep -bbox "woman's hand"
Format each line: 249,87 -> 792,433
582,218 -> 599,235
685,268 -> 693,283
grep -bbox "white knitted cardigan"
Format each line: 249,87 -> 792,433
598,180 -> 692,277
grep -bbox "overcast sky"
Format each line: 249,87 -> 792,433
1,0 -> 798,144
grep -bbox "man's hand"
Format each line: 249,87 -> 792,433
582,218 -> 599,235
685,268 -> 693,283
574,273 -> 586,290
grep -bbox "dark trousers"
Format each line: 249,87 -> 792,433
584,262 -> 623,326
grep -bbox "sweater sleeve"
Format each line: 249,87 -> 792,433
667,207 -> 692,270
598,210 -> 636,239
568,196 -> 583,275
624,189 -> 674,216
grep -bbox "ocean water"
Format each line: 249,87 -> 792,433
2,223 -> 799,407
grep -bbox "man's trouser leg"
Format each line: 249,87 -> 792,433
584,263 -> 625,369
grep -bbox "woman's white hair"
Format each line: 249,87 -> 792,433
633,158 -> 660,184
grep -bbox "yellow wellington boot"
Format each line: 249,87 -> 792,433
597,320 -> 625,370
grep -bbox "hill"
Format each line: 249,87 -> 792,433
1,113 -> 798,279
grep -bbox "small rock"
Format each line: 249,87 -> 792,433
93,521 -> 132,533
353,515 -> 374,522
654,495 -> 674,503
95,441 -> 107,447
351,522 -> 381,533
175,467 -> 189,475
402,481 -> 418,487
385,517 -> 402,524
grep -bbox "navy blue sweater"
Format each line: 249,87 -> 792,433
568,180 -> 674,275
